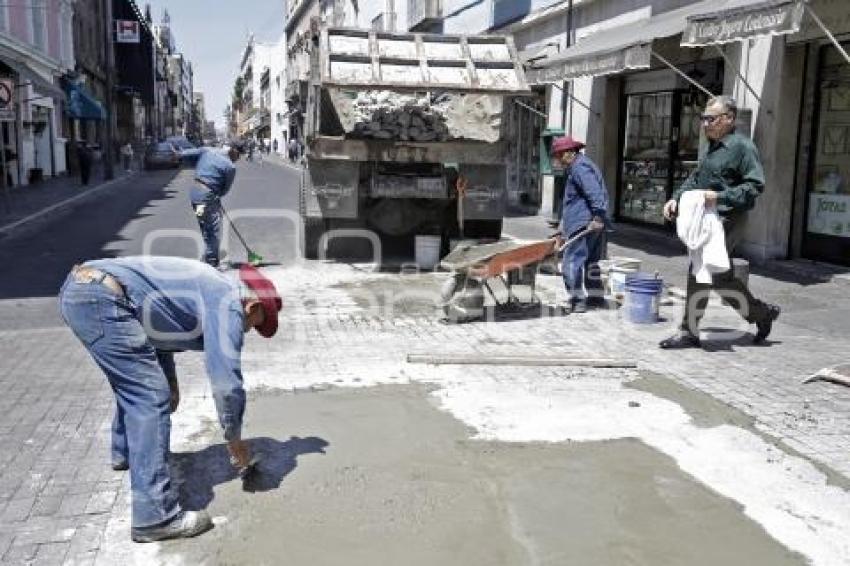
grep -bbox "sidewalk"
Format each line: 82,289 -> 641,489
505,214 -> 850,477
0,166 -> 134,239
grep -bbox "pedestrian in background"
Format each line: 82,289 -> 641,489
77,141 -> 92,186
121,142 -> 134,172
659,95 -> 781,349
59,257 -> 282,542
191,146 -> 241,267
551,136 -> 609,313
288,137 -> 297,162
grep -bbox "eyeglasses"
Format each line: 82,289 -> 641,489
700,113 -> 728,125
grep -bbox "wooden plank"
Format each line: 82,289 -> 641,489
407,354 -> 638,368
459,36 -> 480,89
415,34 -> 429,85
369,30 -> 380,84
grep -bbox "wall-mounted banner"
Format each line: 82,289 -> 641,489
681,0 -> 805,46
115,20 -> 141,43
527,44 -> 651,84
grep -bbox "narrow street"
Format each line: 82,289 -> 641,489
1,159 -> 849,565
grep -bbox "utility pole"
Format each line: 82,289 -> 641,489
103,0 -> 115,180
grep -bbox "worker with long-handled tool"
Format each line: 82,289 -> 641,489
59,257 -> 282,542
551,136 -> 609,313
191,147 -> 241,268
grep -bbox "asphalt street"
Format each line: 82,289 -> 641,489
0,159 -> 301,332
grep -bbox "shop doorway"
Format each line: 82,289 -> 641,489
803,42 -> 850,266
618,89 -> 708,226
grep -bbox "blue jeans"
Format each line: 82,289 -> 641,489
191,186 -> 222,267
59,276 -> 181,528
561,228 -> 606,302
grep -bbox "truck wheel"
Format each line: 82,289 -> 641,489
301,217 -> 324,259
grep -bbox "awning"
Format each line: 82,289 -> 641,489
4,59 -> 64,100
64,82 -> 106,121
526,0 -> 721,84
681,0 -> 806,47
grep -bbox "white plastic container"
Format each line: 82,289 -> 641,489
415,235 -> 442,270
608,257 -> 642,297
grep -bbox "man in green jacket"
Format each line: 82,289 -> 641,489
660,95 -> 780,349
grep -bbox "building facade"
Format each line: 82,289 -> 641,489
0,0 -> 75,186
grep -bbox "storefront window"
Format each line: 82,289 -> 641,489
806,45 -> 850,253
619,89 -> 708,226
621,93 -> 672,225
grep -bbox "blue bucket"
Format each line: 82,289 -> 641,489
625,273 -> 664,324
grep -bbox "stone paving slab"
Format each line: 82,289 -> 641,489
1,258 -> 849,564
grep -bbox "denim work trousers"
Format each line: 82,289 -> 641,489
680,215 -> 770,335
562,228 -> 606,301
192,190 -> 223,267
59,277 -> 181,528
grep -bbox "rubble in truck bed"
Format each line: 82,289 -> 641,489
328,90 -> 504,144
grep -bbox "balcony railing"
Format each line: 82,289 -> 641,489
408,0 -> 441,31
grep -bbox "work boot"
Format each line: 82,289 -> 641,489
659,331 -> 701,350
570,299 -> 588,314
131,510 -> 213,543
753,304 -> 781,344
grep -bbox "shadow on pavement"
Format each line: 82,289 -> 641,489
172,435 -> 329,510
0,170 -> 181,300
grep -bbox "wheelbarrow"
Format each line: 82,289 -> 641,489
439,229 -> 591,322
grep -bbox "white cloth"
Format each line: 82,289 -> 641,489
676,191 -> 729,284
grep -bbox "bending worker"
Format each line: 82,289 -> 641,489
59,257 -> 282,542
552,136 -> 609,313
660,95 -> 780,349
192,146 -> 241,268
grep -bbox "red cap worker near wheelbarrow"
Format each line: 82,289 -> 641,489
551,136 -> 609,313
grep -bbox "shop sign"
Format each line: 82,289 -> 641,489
527,44 -> 651,84
115,20 -> 140,43
681,0 -> 805,46
808,193 -> 850,238
0,78 -> 14,121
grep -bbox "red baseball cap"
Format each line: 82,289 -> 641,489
551,136 -> 585,156
239,264 -> 282,338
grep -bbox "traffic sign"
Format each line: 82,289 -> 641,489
0,78 -> 15,122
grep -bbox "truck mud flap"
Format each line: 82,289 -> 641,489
458,164 -> 506,220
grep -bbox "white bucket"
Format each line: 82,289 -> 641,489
608,257 -> 642,297
415,235 -> 442,270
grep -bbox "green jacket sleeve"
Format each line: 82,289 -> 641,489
717,143 -> 765,211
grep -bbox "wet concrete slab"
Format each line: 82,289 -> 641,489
165,384 -> 804,566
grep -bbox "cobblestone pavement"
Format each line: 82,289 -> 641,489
2,194 -> 850,563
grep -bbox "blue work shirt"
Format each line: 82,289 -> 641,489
85,256 -> 246,441
190,149 -> 236,205
559,153 -> 609,236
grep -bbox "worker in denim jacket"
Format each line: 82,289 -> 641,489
191,147 -> 240,267
59,257 -> 281,542
552,136 -> 609,313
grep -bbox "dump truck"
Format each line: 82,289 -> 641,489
298,25 -> 531,259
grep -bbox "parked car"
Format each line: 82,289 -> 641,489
144,142 -> 180,169
166,136 -> 203,165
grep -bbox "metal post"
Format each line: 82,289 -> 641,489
103,0 -> 115,180
549,82 -> 598,116
713,44 -> 761,104
805,3 -> 850,66
650,50 -> 714,98
1,126 -> 9,212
